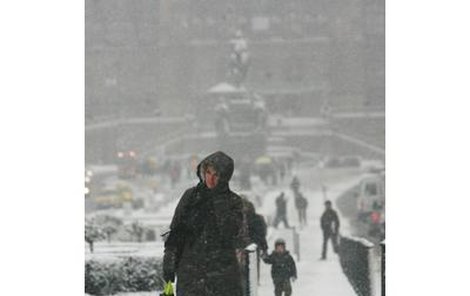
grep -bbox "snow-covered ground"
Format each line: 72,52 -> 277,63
87,164 -> 378,295
254,168 -> 362,296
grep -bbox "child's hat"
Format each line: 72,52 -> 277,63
274,238 -> 286,247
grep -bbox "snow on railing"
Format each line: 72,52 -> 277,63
242,243 -> 259,296
292,226 -> 300,261
338,235 -> 377,296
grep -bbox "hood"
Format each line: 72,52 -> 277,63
196,151 -> 234,186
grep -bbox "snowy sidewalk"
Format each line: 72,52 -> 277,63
256,172 -> 362,296
106,168 -> 364,296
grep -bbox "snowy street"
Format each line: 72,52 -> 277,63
87,163 -> 375,296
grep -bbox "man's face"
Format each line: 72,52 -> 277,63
204,166 -> 219,189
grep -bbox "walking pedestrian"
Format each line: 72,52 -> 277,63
242,198 -> 268,254
293,190 -> 308,226
241,198 -> 268,287
320,200 -> 340,260
262,238 -> 297,296
279,161 -> 286,183
162,151 -> 244,296
289,176 -> 300,192
273,192 -> 290,229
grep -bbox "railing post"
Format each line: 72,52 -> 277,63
243,243 -> 258,296
380,240 -> 385,296
368,244 -> 376,296
292,226 -> 300,261
338,235 -> 374,296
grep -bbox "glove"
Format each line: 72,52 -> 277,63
260,250 -> 269,261
160,281 -> 174,296
291,276 -> 297,283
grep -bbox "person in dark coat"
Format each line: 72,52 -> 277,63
289,176 -> 300,192
262,239 -> 297,296
277,160 -> 286,183
242,198 -> 268,254
273,192 -> 290,229
293,190 -> 308,226
162,151 -> 244,296
320,200 -> 340,260
290,176 -> 308,226
241,198 -> 268,289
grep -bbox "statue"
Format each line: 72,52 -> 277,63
228,30 -> 250,86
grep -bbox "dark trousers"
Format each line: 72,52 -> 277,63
273,214 -> 290,229
274,279 -> 292,296
321,230 -> 338,259
297,209 -> 307,225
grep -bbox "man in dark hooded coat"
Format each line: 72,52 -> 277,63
163,151 -> 244,296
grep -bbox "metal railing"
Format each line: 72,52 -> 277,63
380,240 -> 385,296
338,235 -> 375,296
292,227 -> 300,261
242,243 -> 259,296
